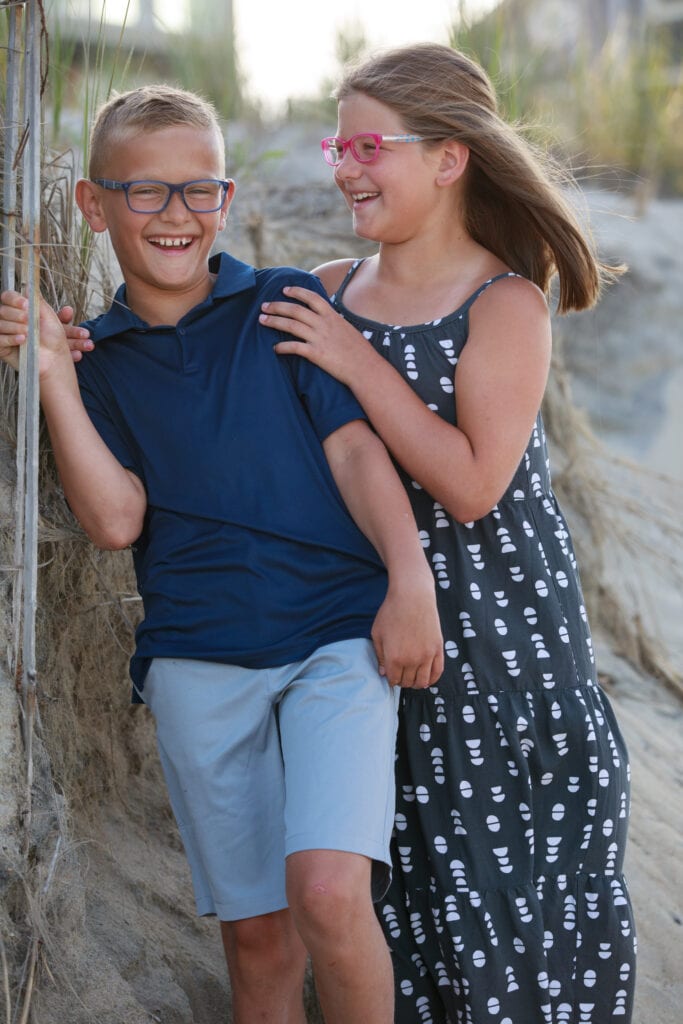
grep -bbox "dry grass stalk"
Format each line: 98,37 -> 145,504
0,931 -> 10,1024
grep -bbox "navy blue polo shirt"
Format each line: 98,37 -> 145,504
76,252 -> 387,697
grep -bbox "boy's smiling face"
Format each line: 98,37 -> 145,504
77,124 -> 233,324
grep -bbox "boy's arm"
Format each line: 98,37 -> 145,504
322,418 -> 444,689
0,290 -> 146,549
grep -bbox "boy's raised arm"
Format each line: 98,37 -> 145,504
0,290 -> 146,549
322,418 -> 444,689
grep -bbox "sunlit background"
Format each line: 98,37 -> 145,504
44,0 -> 683,197
52,1 -> 500,113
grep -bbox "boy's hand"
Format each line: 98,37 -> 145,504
0,290 -> 76,378
0,290 -> 28,370
372,575 -> 444,689
58,305 -> 94,362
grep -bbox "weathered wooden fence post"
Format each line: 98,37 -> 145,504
1,0 -> 49,1017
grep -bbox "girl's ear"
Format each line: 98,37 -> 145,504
75,178 -> 109,233
435,141 -> 470,187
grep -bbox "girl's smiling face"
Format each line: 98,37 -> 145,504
332,92 -> 450,245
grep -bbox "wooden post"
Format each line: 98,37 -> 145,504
20,0 -> 44,838
3,2 -> 25,682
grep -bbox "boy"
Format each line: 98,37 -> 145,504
0,87 -> 443,1024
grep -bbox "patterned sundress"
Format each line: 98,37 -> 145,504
332,262 -> 636,1024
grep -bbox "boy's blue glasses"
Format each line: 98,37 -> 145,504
321,133 -> 425,166
91,178 -> 231,213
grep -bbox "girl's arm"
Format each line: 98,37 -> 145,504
0,290 -> 146,548
260,273 -> 551,523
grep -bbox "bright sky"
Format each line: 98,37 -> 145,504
231,0 -> 499,114
107,0 -> 497,116
87,0 -> 499,114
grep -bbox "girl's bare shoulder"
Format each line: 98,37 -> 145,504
310,258 -> 359,297
471,272 -> 549,326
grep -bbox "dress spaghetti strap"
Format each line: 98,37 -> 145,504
333,261 -> 522,321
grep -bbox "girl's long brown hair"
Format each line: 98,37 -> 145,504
336,43 -> 621,313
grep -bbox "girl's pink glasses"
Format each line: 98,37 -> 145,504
321,133 -> 425,166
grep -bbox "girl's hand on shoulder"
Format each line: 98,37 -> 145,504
58,306 -> 94,363
259,285 -> 369,387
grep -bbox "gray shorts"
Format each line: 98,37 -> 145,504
143,638 -> 400,921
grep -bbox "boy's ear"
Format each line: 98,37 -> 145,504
435,141 -> 470,187
218,178 -> 236,231
75,178 -> 109,233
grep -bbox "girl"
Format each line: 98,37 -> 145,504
259,42 -> 636,1024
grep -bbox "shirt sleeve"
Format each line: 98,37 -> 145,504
76,358 -> 143,479
288,356 -> 368,443
271,269 -> 369,442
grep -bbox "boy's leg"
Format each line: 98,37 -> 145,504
143,645 -> 397,1022
287,849 -> 394,1024
141,658 -> 307,1019
277,638 -> 400,1023
220,908 -> 308,1024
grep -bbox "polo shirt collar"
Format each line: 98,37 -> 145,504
87,252 -> 256,341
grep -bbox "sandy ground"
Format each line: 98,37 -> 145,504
563,192 -> 683,1023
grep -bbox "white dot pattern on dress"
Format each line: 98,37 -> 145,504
333,264 -> 636,1024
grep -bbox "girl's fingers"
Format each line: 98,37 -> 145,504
262,294 -> 336,323
65,326 -> 91,342
259,311 -> 314,341
260,303 -> 316,327
281,285 -> 330,311
272,340 -> 308,356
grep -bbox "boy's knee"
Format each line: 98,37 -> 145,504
292,880 -> 356,933
222,911 -> 302,973
229,914 -> 280,950
287,851 -> 372,937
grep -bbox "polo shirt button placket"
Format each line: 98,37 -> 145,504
177,325 -> 198,374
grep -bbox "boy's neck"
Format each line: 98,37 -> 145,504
124,271 -> 217,327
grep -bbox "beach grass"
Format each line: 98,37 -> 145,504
448,6 -> 683,197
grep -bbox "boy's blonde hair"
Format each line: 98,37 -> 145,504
88,84 -> 225,179
336,43 -> 619,313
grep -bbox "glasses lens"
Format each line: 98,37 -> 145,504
182,180 -> 225,211
323,139 -> 344,165
127,182 -> 170,211
125,180 -> 225,212
350,134 -> 380,163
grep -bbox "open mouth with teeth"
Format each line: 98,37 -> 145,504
351,192 -> 380,204
148,236 -> 195,250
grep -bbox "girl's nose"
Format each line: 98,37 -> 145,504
334,149 -> 362,181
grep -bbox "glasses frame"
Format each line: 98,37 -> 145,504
321,133 -> 425,166
91,178 -> 232,213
